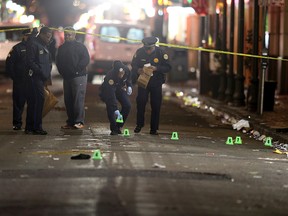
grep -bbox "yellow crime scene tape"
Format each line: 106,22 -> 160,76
3,26 -> 288,62
0,27 -> 31,33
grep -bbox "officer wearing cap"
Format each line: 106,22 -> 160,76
99,60 -> 132,135
5,29 -> 32,130
131,36 -> 171,135
25,26 -> 53,135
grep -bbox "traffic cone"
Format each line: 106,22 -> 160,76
92,149 -> 102,160
116,115 -> 124,123
264,137 -> 273,147
234,136 -> 242,145
123,129 -> 130,137
171,132 -> 179,140
226,137 -> 234,145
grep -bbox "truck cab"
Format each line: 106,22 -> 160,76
84,21 -> 151,82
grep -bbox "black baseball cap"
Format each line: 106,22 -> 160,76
39,26 -> 52,34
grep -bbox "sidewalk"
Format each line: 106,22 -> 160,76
166,80 -> 288,145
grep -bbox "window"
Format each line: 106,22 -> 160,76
99,25 -> 144,44
0,32 -> 6,42
100,26 -> 120,43
126,28 -> 144,44
0,27 -> 26,42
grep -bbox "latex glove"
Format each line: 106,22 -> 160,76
114,110 -> 121,118
127,86 -> 132,95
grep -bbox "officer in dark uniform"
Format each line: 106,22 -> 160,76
25,27 -> 53,135
5,29 -> 31,130
99,61 -> 132,135
131,36 -> 171,135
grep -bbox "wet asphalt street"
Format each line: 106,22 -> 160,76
0,73 -> 288,216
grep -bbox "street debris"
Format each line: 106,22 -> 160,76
71,153 -> 91,160
171,88 -> 288,157
232,119 -> 250,131
152,163 -> 166,169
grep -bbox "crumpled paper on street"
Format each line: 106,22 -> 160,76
232,119 -> 250,131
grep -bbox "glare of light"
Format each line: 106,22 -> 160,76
128,6 -> 141,21
96,2 -> 111,12
158,9 -> 164,16
145,7 -> 155,17
6,0 -> 22,12
27,15 -> 34,23
89,2 -> 111,21
6,0 -> 13,9
73,12 -> 89,30
17,6 -> 25,15
19,15 -> 28,23
73,21 -> 85,30
19,15 -> 34,24
176,91 -> 184,97
233,0 -> 250,5
73,0 -> 80,7
138,0 -> 155,17
166,6 -> 195,42
167,6 -> 195,14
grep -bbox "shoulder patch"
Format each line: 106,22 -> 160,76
163,54 -> 169,60
108,79 -> 114,85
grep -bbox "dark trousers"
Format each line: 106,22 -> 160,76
106,89 -> 131,131
12,80 -> 27,127
136,84 -> 162,131
25,77 -> 45,131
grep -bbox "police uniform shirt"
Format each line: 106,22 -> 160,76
99,66 -> 131,109
5,40 -> 28,81
131,46 -> 171,86
26,37 -> 52,81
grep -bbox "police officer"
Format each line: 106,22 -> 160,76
131,36 -> 171,135
5,29 -> 31,130
25,27 -> 53,135
99,61 -> 132,135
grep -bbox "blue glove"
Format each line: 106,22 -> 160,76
114,110 -> 121,118
127,86 -> 132,95
115,110 -> 123,123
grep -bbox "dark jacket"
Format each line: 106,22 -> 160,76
5,40 -> 28,81
131,46 -> 171,86
56,40 -> 90,80
26,37 -> 52,82
99,61 -> 131,111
